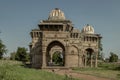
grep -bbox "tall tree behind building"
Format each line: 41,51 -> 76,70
15,47 -> 28,62
109,52 -> 118,62
0,39 -> 7,59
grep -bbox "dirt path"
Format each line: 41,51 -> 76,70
48,69 -> 111,80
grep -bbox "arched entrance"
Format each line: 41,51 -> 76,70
83,48 -> 95,67
46,41 -> 65,66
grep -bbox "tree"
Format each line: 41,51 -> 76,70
0,39 -> 7,59
15,47 -> 28,62
109,52 -> 118,62
98,38 -> 103,60
10,52 -> 16,60
52,51 -> 63,65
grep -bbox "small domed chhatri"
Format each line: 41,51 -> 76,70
48,8 -> 66,20
82,24 -> 95,34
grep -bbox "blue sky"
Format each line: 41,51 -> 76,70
0,0 -> 120,58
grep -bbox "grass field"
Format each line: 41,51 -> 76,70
0,60 -> 79,80
1,60 -> 120,80
73,62 -> 120,80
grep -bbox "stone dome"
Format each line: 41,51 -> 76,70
82,24 -> 95,34
48,8 -> 66,20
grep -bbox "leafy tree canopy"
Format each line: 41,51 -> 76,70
15,47 -> 28,62
10,52 -> 16,60
0,39 -> 7,59
109,52 -> 118,62
52,51 -> 63,65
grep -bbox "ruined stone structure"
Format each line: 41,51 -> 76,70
29,8 -> 102,69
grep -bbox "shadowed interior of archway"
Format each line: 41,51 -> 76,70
83,48 -> 96,67
86,48 -> 94,66
46,41 -> 65,66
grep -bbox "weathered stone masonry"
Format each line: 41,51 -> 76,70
29,8 -> 102,69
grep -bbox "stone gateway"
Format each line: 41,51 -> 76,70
29,8 -> 102,69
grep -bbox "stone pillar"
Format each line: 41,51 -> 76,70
78,54 -> 80,67
84,51 -> 87,67
78,49 -> 82,67
95,53 -> 98,67
50,52 -> 52,63
34,32 -> 36,38
32,54 -> 35,67
84,55 -> 87,67
65,46 -> 68,67
42,51 -> 46,68
64,40 -> 69,68
79,55 -> 83,67
90,55 -> 93,67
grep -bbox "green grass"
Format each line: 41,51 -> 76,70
72,62 -> 120,80
0,60 -> 80,80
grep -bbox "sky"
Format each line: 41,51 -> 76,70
0,0 -> 120,58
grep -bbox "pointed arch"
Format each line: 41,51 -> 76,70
46,40 -> 65,66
